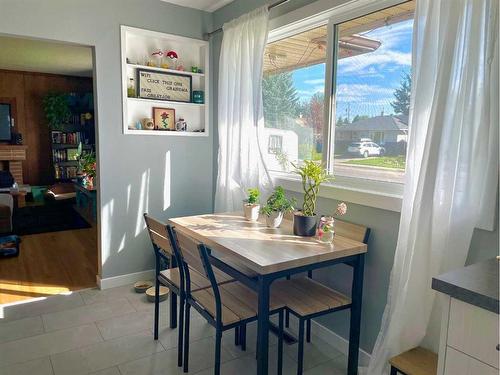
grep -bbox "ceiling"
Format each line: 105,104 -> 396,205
0,36 -> 93,77
160,0 -> 234,12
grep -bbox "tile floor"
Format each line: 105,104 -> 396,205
0,284 -> 349,374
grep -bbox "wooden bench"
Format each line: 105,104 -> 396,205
389,347 -> 438,375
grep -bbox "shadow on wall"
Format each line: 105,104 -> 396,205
100,151 -> 172,278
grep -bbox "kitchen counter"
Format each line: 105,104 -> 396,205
432,258 -> 499,314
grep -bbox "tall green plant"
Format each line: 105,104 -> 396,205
292,160 -> 330,216
43,93 -> 71,130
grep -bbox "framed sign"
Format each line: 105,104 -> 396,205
137,69 -> 192,103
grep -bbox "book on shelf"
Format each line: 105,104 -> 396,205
51,131 -> 86,145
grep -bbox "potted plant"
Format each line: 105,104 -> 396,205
292,160 -> 330,236
78,150 -> 96,189
243,188 -> 260,221
260,186 -> 295,228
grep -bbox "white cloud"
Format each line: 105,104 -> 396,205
297,85 -> 324,98
335,83 -> 394,103
303,78 -> 325,85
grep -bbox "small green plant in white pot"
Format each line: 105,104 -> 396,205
260,186 -> 295,228
243,188 -> 260,221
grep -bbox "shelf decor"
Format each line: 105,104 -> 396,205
121,26 -> 209,136
137,69 -> 191,103
153,107 -> 175,130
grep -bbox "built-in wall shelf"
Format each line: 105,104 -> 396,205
121,26 -> 209,137
128,97 -> 205,108
126,64 -> 205,77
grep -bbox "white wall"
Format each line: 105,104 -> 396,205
0,0 -> 214,279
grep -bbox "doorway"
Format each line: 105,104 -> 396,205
0,35 -> 99,305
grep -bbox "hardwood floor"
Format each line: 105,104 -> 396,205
0,228 -> 97,305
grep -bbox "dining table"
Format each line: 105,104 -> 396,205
168,211 -> 368,375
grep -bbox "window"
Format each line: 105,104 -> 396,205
262,1 -> 415,186
262,24 -> 327,172
268,134 -> 283,154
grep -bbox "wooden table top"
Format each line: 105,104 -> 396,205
168,212 -> 367,275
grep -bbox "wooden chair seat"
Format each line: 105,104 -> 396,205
389,347 -> 437,375
273,278 -> 351,317
191,281 -> 284,325
159,266 -> 232,292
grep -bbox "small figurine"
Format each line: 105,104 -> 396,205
164,50 -> 178,69
175,118 -> 188,131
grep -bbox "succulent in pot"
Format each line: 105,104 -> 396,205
243,188 -> 260,221
260,186 -> 295,228
291,160 -> 330,236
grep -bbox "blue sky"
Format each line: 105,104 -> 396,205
292,19 -> 413,120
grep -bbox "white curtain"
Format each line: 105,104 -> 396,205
367,0 -> 499,374
214,6 -> 273,212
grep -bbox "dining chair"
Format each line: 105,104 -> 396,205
281,219 -> 370,375
144,214 -> 233,367
166,224 -> 286,375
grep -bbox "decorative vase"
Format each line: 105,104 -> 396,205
265,211 -> 284,228
293,211 -> 318,236
243,203 -> 260,221
317,216 -> 335,243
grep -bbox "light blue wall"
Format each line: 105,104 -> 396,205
212,0 -> 499,353
0,0 -> 214,279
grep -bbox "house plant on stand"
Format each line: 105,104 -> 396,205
243,188 -> 260,221
292,160 -> 330,236
260,186 -> 295,228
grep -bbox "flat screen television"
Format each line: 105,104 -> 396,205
0,104 -> 12,142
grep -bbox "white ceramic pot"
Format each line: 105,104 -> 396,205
243,203 -> 260,221
265,211 -> 284,228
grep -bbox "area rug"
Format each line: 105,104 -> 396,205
13,202 -> 91,235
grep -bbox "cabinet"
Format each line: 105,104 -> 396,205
438,297 -> 499,374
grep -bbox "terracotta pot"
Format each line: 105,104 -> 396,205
243,203 -> 260,221
265,211 -> 284,228
293,212 -> 318,236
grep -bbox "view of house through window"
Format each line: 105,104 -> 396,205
262,1 -> 415,184
333,1 -> 414,183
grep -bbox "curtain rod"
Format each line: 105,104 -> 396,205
204,0 -> 291,39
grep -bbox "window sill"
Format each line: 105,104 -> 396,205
272,172 -> 403,213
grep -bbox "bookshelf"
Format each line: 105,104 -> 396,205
50,98 -> 95,182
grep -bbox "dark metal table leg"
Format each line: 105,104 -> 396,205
257,275 -> 270,375
348,254 -> 365,375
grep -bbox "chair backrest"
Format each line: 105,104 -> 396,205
143,213 -> 173,262
167,225 -> 222,323
334,218 -> 370,244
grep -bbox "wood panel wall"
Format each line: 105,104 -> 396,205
0,70 -> 92,185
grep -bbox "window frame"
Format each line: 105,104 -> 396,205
265,0 -> 412,211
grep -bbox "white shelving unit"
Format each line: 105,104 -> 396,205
120,26 -> 209,136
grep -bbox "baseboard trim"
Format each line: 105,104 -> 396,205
311,320 -> 372,366
97,269 -> 155,290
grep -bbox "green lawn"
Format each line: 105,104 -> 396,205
343,156 -> 406,170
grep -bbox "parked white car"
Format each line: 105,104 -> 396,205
347,141 -> 385,157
